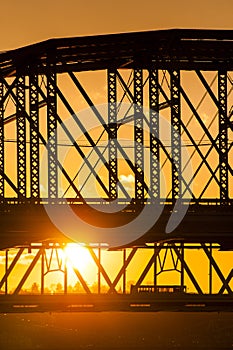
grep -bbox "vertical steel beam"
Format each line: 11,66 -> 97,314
209,243 -> 212,294
30,69 -> 40,198
218,71 -> 228,203
135,244 -> 163,287
16,73 -> 27,198
170,70 -> 181,202
149,69 -> 160,200
98,247 -> 101,294
64,263 -> 68,295
0,81 -> 4,198
134,69 -> 144,201
153,243 -> 157,287
108,247 -> 137,294
47,55 -> 58,198
201,243 -> 232,294
180,243 -> 184,289
123,249 -> 126,294
173,244 -> 203,294
5,250 -> 8,294
108,70 -> 118,200
88,247 -> 116,293
41,248 -> 45,295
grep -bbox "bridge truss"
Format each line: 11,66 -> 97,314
0,29 -> 232,310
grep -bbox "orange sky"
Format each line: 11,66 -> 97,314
1,0 -> 233,50
0,0 -> 232,294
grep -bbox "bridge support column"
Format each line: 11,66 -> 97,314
218,71 -> 228,203
149,69 -> 160,200
134,69 -> 144,202
108,70 -> 118,200
170,70 -> 181,202
29,69 -> 40,198
47,56 -> 58,199
16,73 -> 26,198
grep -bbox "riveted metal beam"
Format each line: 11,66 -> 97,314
29,68 -> 40,198
218,71 -> 228,203
16,73 -> 26,198
149,69 -> 160,200
108,70 -> 118,200
47,54 -> 58,199
170,70 -> 181,202
134,69 -> 144,201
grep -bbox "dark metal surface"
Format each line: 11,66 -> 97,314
0,202 -> 232,249
1,293 -> 233,313
0,29 -> 232,249
0,29 -> 233,77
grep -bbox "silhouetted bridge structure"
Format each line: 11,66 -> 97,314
0,29 -> 232,311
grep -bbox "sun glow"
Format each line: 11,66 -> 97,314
64,243 -> 92,273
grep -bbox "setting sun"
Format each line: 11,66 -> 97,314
64,243 -> 92,273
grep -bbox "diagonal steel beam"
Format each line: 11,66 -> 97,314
0,248 -> 24,290
157,82 -> 220,197
45,84 -> 111,198
0,169 -> 20,196
88,247 -> 117,293
135,244 -> 163,286
108,248 -> 137,293
0,76 -> 17,109
179,74 -> 219,153
52,79 -> 130,199
159,81 -> 219,182
219,269 -> 233,294
173,243 -> 203,294
69,71 -> 149,197
201,243 -> 232,295
1,78 -> 82,199
13,249 -> 42,295
71,266 -> 91,294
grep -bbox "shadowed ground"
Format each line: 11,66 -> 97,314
0,312 -> 232,349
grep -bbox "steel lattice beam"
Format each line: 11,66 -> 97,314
0,81 -> 4,198
30,70 -> 40,198
149,69 -> 160,199
170,70 -> 181,201
218,71 -> 229,203
134,69 -> 144,201
108,70 -> 118,200
47,60 -> 58,198
16,74 -> 26,198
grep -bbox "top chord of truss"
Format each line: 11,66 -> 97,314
0,29 -> 233,76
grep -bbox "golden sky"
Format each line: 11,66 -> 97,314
0,0 -> 232,294
1,0 -> 233,50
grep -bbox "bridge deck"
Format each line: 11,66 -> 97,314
0,293 -> 233,313
0,202 -> 232,249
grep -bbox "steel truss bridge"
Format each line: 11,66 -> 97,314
0,29 -> 232,312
